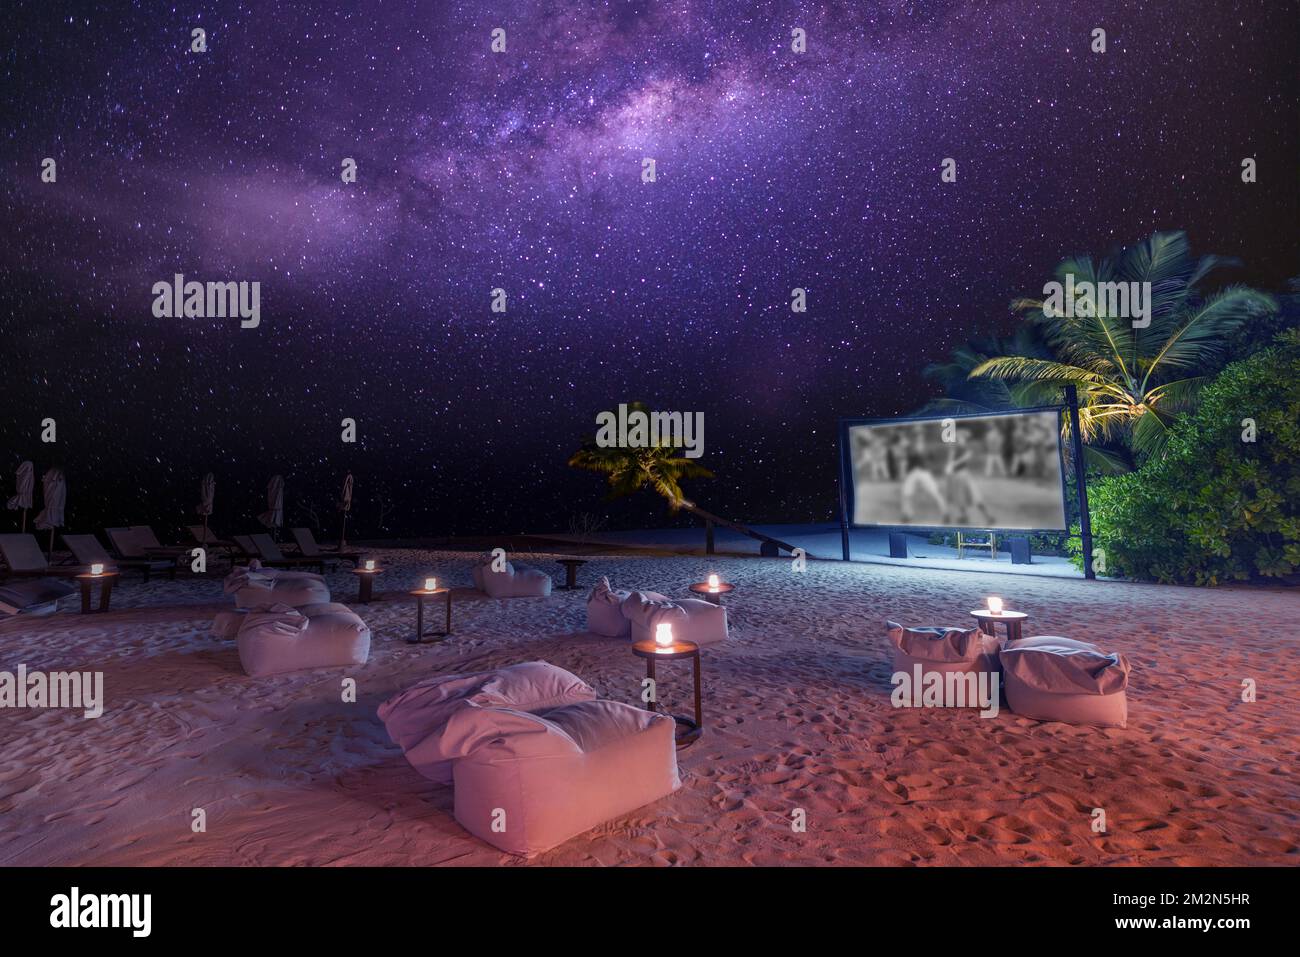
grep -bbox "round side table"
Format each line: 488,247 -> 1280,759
970,608 -> 1028,641
631,637 -> 702,748
556,558 -> 587,591
688,582 -> 734,605
409,588 -> 452,643
351,567 -> 384,604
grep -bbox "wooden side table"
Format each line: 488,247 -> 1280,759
970,608 -> 1028,641
556,558 -> 587,591
689,581 -> 734,605
631,637 -> 702,748
409,587 -> 452,643
351,567 -> 383,604
75,572 -> 119,614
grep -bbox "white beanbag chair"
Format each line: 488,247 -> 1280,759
586,577 -> 668,638
886,621 -> 1002,676
236,602 -> 370,677
621,590 -> 728,646
211,610 -> 245,639
471,560 -> 553,598
1000,636 -> 1130,728
451,699 -> 681,857
224,561 -> 330,609
378,661 -> 597,785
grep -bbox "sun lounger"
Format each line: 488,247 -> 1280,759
0,533 -> 83,578
188,525 -> 238,554
0,578 -> 76,615
290,527 -> 360,566
64,533 -> 175,582
248,533 -> 327,574
105,527 -> 187,563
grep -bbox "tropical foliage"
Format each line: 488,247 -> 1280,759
1072,331 -> 1300,585
968,231 -> 1277,462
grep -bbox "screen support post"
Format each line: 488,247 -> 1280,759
837,432 -> 851,561
1064,385 -> 1095,580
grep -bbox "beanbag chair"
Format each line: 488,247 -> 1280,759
471,559 -> 552,598
211,610 -> 245,639
224,561 -> 330,609
236,602 -> 370,677
1000,636 -> 1130,728
451,699 -> 681,857
621,590 -> 728,646
378,660 -> 597,785
886,621 -> 1002,708
585,577 -> 668,638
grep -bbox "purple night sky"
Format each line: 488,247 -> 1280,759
2,1 -> 1296,535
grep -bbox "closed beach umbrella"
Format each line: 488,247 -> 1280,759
6,460 -> 34,532
34,467 -> 66,559
258,474 -> 284,535
339,471 -> 354,547
197,472 -> 216,540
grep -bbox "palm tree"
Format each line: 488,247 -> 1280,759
921,325 -> 1050,415
970,231 -> 1277,460
567,402 -> 715,512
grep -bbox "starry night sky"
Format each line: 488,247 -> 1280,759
2,1 -> 1297,538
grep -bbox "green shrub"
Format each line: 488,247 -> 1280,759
1075,331 -> 1300,585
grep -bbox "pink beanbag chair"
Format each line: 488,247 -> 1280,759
451,699 -> 681,857
886,621 -> 1002,707
471,560 -> 553,598
586,577 -> 668,638
1000,636 -> 1130,728
224,562 -> 330,609
621,591 -> 728,646
236,602 -> 370,677
378,661 -> 597,784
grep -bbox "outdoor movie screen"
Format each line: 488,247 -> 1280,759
842,408 -> 1069,532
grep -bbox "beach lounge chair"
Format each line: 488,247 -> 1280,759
64,533 -> 175,581
290,527 -> 360,566
248,533 -> 327,574
0,533 -> 83,578
105,527 -> 187,563
188,525 -> 238,556
0,578 -> 76,615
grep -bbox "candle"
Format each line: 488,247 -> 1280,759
424,577 -> 437,592
655,622 -> 674,648
364,559 -> 375,571
987,596 -> 1003,615
707,573 -> 720,592
90,563 -> 104,576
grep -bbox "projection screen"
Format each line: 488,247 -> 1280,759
841,408 -> 1069,532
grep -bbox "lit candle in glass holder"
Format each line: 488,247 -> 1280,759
364,559 -> 376,571
90,563 -> 104,576
707,573 -> 720,593
424,577 -> 437,592
655,622 -> 674,649
987,596 -> 1003,615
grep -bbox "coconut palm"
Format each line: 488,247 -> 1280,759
970,231 -> 1277,460
567,402 -> 715,513
921,325 -> 1050,415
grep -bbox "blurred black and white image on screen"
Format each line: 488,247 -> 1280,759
848,410 -> 1067,530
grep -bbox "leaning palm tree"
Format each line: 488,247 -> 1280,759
971,231 -> 1277,460
567,403 -> 715,513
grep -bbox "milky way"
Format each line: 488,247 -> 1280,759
2,1 -> 1296,536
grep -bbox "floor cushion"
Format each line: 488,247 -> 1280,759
1000,636 -> 1130,728
236,602 -> 370,677
886,621 -> 1002,707
472,560 -> 553,598
621,591 -> 728,646
224,562 -> 330,609
586,577 -> 668,638
378,661 -> 597,785
452,699 -> 681,857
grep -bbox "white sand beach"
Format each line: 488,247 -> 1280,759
0,549 -> 1295,866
